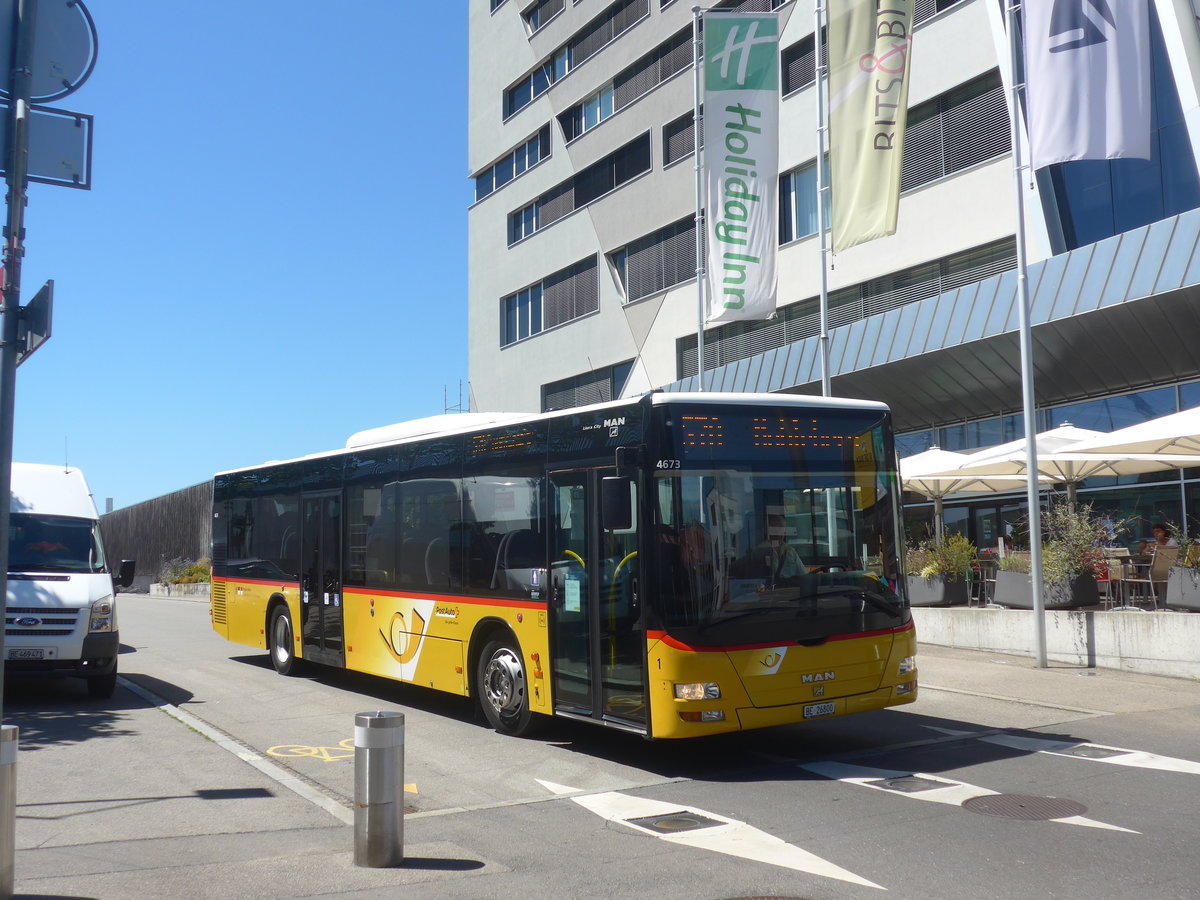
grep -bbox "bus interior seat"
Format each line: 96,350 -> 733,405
425,537 -> 450,588
499,528 -> 540,592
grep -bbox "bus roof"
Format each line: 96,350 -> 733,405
215,391 -> 891,476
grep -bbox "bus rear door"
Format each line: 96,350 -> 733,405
300,491 -> 345,667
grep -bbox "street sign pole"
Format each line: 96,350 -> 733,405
0,0 -> 37,724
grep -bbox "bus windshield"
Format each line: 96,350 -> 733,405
651,406 -> 907,645
8,513 -> 107,574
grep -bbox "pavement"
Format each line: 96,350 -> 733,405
5,628 -> 1200,899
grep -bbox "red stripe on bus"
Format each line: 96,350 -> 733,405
342,586 -> 546,610
212,576 -> 299,589
647,620 -> 913,653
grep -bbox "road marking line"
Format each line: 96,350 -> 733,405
800,761 -> 1138,833
979,734 -> 1200,775
119,676 -> 354,825
537,779 -> 884,889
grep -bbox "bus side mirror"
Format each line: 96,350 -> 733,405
114,559 -> 136,590
601,477 -> 633,532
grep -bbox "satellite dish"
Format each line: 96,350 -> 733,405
0,0 -> 98,103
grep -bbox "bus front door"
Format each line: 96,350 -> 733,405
300,492 -> 345,667
549,469 -> 646,730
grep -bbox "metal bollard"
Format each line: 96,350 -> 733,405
353,711 -> 404,867
1,725 -> 17,898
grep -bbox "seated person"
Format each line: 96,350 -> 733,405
761,514 -> 806,579
1139,523 -> 1178,555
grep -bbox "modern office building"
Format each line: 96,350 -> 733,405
467,0 -> 1200,544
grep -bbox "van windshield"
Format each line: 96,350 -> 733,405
8,513 -> 107,573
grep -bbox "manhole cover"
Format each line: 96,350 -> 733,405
868,775 -> 947,793
962,793 -> 1087,820
1053,745 -> 1124,760
626,811 -> 725,834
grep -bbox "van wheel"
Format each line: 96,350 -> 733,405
476,637 -> 536,736
87,669 -> 117,699
269,605 -> 300,676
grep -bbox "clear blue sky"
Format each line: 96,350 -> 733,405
12,2 -> 471,511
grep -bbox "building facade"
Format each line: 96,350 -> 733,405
468,0 -> 1200,545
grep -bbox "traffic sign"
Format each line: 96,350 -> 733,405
17,279 -> 52,366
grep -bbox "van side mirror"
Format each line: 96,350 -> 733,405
114,559 -> 136,590
601,477 -> 633,531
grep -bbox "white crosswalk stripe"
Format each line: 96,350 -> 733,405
978,733 -> 1200,775
537,779 -> 884,889
799,760 -> 1139,833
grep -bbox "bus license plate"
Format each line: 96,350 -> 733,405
7,648 -> 45,660
803,701 -> 836,719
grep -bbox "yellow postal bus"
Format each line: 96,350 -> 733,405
210,392 -> 917,739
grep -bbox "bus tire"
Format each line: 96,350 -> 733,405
476,637 -> 535,736
269,605 -> 301,676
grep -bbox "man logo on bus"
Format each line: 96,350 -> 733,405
802,671 -> 836,683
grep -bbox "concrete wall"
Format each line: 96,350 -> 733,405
913,607 -> 1200,681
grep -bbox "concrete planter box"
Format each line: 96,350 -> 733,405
150,582 -> 211,598
992,570 -> 1098,609
1165,567 -> 1200,611
905,575 -> 969,607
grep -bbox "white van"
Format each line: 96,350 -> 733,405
5,463 -> 134,698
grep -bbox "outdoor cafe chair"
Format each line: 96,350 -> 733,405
1119,546 -> 1179,610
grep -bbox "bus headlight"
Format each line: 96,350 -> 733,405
898,656 -> 916,675
674,682 -> 721,700
89,597 -> 116,633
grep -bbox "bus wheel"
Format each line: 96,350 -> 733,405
477,638 -> 534,736
269,605 -> 300,676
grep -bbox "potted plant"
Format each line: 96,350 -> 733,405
992,502 -> 1105,609
904,533 -> 976,606
1164,523 -> 1200,611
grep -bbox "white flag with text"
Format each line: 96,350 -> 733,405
1024,0 -> 1151,170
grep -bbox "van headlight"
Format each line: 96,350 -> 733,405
89,596 -> 116,633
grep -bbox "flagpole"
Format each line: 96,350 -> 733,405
1007,0 -> 1047,668
814,0 -> 831,397
692,5 -> 707,391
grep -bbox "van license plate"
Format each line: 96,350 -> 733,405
803,701 -> 836,719
7,648 -> 44,660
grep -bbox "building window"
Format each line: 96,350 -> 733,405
543,360 -> 634,411
509,202 -> 539,244
713,0 -> 788,11
611,216 -> 697,302
663,108 -> 701,166
502,284 -> 543,346
504,0 -> 649,118
901,70 -> 1009,193
501,256 -> 599,346
523,0 -> 564,34
506,132 -> 652,244
475,125 -> 551,202
559,83 -> 615,141
676,238 -> 1017,377
492,0 -> 509,10
781,33 -> 819,96
779,159 -> 830,244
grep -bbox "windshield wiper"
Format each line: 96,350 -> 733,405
811,585 -> 903,618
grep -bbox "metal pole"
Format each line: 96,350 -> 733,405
692,6 -> 706,391
0,725 -> 15,897
0,0 -> 38,724
354,711 -> 405,867
1007,0 -> 1047,667
814,0 -> 832,396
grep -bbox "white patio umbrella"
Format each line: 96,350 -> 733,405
1064,406 -> 1200,523
952,423 -> 1195,506
899,447 -> 1039,539
1064,405 -> 1200,457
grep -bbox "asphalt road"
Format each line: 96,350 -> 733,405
6,593 -> 1200,899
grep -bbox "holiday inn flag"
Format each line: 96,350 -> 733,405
703,11 -> 779,323
828,0 -> 914,253
1024,0 -> 1151,170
